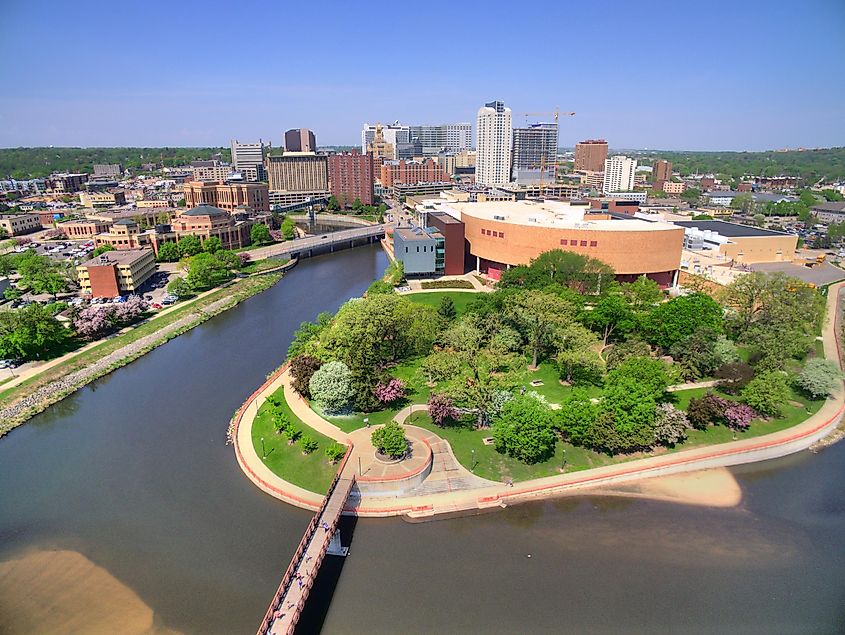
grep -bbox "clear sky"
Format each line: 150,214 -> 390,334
1,0 -> 843,151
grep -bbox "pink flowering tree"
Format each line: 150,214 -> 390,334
374,378 -> 406,405
73,296 -> 148,339
723,403 -> 757,431
427,392 -> 459,426
238,252 -> 251,267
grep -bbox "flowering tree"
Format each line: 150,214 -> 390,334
652,403 -> 689,446
374,378 -> 406,405
308,360 -> 354,413
73,296 -> 147,339
723,403 -> 757,431
427,392 -> 459,426
238,252 -> 252,267
269,229 -> 284,242
795,358 -> 843,398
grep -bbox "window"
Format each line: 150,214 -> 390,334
590,240 -> 597,247
580,240 -> 588,247
500,233 -> 505,239
560,239 -> 568,245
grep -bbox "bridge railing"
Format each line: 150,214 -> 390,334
256,445 -> 355,635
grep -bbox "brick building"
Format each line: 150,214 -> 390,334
574,140 -> 608,172
380,159 -> 451,187
327,153 -> 374,206
77,249 -> 156,297
182,181 -> 269,213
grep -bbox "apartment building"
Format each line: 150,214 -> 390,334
327,153 -> 374,206
475,101 -> 512,186
380,159 -> 451,188
602,156 -> 637,193
574,140 -> 608,172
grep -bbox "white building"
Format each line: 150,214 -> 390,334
361,122 -> 410,156
408,123 -> 473,155
230,140 -> 265,181
602,155 -> 637,193
475,100 -> 512,186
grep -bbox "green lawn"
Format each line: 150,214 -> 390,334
405,291 -> 478,316
251,386 -> 344,493
520,361 -> 602,404
239,258 -> 289,274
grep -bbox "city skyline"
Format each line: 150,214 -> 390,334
1,0 -> 844,151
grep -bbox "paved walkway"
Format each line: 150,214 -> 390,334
234,281 -> 845,517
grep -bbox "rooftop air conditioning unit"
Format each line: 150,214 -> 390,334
493,215 -> 506,221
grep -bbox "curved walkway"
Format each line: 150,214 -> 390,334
233,281 -> 845,517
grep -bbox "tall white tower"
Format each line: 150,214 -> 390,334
602,155 -> 637,193
475,100 -> 512,186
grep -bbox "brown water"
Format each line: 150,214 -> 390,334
1,244 -> 844,634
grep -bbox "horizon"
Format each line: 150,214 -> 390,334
1,0 -> 844,151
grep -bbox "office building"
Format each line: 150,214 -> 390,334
94,219 -> 156,251
426,210 -> 465,275
575,140 -> 608,172
182,180 -> 269,213
367,123 -> 395,163
675,219 -> 797,264
79,189 -> 126,208
93,164 -> 122,178
230,140 -> 265,181
603,156 -> 637,193
475,100 -> 512,186
327,153 -> 374,206
284,129 -> 316,153
397,139 -> 423,160
169,204 -> 253,250
60,218 -> 113,239
77,249 -> 156,297
408,123 -> 473,155
380,159 -> 451,187
662,181 -> 686,195
46,173 -> 89,193
361,122 -> 410,157
192,164 -> 235,181
0,213 -> 41,236
652,159 -> 672,183
392,226 -> 445,276
266,154 -> 329,196
511,122 -> 558,183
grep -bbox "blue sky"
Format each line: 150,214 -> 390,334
1,0 -> 843,151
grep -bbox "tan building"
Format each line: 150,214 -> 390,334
182,181 -> 269,213
662,181 -> 686,194
79,189 -> 126,208
266,153 -> 329,198
170,204 -> 252,250
574,140 -> 608,172
77,249 -> 156,298
367,123 -> 395,162
675,220 -> 797,265
652,159 -> 672,183
94,219 -> 155,251
0,213 -> 41,236
192,165 -> 234,181
59,218 -> 112,239
136,199 -> 171,208
454,150 -> 476,168
85,207 -> 171,226
578,170 -> 605,190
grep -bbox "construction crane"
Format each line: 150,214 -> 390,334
517,109 -> 576,195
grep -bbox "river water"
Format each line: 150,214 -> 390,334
1,244 -> 844,634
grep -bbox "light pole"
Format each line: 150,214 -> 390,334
471,449 -> 476,472
261,437 -> 267,459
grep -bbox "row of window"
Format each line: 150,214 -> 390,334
561,239 -> 598,247
404,245 -> 434,253
481,228 -> 505,238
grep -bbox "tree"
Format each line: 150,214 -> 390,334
371,421 -> 407,458
556,389 -> 598,446
741,371 -> 790,417
492,394 -> 557,464
796,358 -> 843,398
681,187 -> 701,205
238,252 -> 251,268
289,354 -> 322,398
325,442 -> 346,464
0,304 -> 69,360
605,356 -> 670,399
730,193 -> 755,213
73,295 -> 147,339
605,337 -> 652,370
687,393 -> 729,429
287,311 -> 332,358
621,275 -> 662,312
185,252 -> 232,290
351,197 -> 363,211
367,279 -> 394,295
556,348 -> 604,385
653,403 -> 689,446
178,235 -> 202,258
251,223 -> 271,245
715,362 -> 755,393
644,293 -> 723,350
91,244 -> 115,257
203,236 -> 222,253
753,213 -> 766,227
504,290 -> 576,368
167,277 -> 193,298
723,403 -> 757,431
156,241 -> 181,262
821,189 -> 844,202
669,327 -> 723,380
427,392 -> 459,425
308,360 -> 355,413
437,296 -> 457,321
374,378 -> 406,405
300,435 -> 319,454
499,249 -> 614,294
581,294 -> 634,344
16,253 -> 70,298
281,216 -> 296,240
421,350 -> 464,384
214,249 -> 240,270
327,195 -> 340,211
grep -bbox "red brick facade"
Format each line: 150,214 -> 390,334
327,153 -> 374,206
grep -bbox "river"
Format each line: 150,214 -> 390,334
1,244 -> 844,634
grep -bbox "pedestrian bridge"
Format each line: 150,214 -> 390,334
257,460 -> 355,635
250,225 -> 387,262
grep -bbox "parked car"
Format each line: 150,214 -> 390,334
151,302 -> 163,310
161,297 -> 174,305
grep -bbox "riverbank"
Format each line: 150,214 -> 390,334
0,272 -> 284,437
232,280 -> 845,518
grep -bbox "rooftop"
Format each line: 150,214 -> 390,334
811,202 -> 845,213
180,203 -> 228,217
442,200 -> 680,232
674,219 -> 793,238
80,248 -> 153,267
395,227 -> 442,241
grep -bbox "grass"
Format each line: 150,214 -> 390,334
520,361 -> 602,403
239,258 -> 289,274
0,274 -> 282,413
251,386 -> 343,493
405,291 -> 478,316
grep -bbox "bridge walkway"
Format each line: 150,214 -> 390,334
258,466 -> 355,635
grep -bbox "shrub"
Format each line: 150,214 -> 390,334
428,392 -> 459,425
715,362 -> 755,393
300,435 -> 319,454
420,280 -> 473,289
273,411 -> 290,434
795,358 -> 843,398
289,354 -> 321,398
325,442 -> 346,464
723,403 -> 757,430
238,252 -> 252,267
308,361 -> 355,413
605,337 -> 652,370
687,392 -> 731,429
492,394 -> 557,464
371,421 -> 408,458
73,295 -> 147,340
367,280 -> 395,295
437,296 -> 457,320
653,403 -> 689,446
374,378 -> 406,405
741,372 -> 790,417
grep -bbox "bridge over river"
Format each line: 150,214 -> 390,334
248,225 -> 387,262
257,459 -> 356,635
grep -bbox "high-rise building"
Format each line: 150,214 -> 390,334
511,122 -> 558,184
266,153 -> 329,195
652,159 -> 672,183
328,153 -> 374,206
574,139 -> 608,172
408,123 -> 472,155
361,122 -> 410,157
230,140 -> 265,181
602,156 -> 637,193
284,129 -> 316,153
475,100 -> 512,186
367,123 -> 395,163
